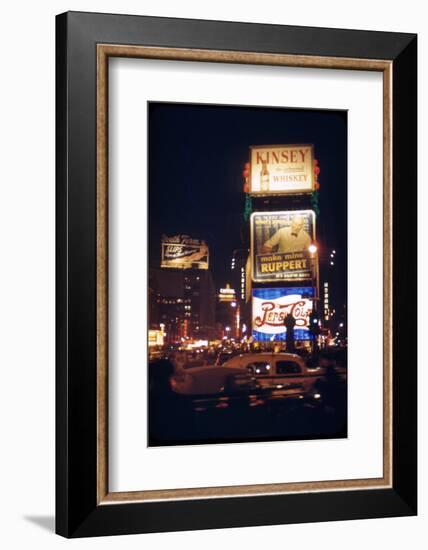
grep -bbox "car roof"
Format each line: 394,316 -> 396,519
226,352 -> 304,362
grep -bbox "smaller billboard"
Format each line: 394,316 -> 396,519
161,235 -> 209,270
250,144 -> 314,195
252,287 -> 314,342
251,210 -> 316,283
218,285 -> 236,303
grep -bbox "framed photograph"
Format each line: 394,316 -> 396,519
56,11 -> 417,537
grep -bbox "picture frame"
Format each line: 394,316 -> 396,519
56,11 -> 417,537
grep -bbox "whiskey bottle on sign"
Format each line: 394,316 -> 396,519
260,160 -> 270,192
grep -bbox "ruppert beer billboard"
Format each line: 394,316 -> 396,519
250,210 -> 316,283
249,144 -> 314,195
252,287 -> 314,341
161,235 -> 209,270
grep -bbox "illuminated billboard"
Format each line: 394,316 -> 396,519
252,287 -> 314,341
218,284 -> 236,303
249,144 -> 314,195
148,329 -> 165,347
250,210 -> 316,283
245,256 -> 252,303
161,235 -> 209,270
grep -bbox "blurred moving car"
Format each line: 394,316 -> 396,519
169,351 -> 347,406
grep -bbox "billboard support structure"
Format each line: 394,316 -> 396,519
247,144 -> 320,345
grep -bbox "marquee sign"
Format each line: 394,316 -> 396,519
148,329 -> 165,347
218,285 -> 236,303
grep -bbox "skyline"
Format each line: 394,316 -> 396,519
149,101 -> 347,306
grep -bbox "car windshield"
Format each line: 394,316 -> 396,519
217,352 -> 234,365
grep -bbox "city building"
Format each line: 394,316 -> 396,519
149,267 -> 216,342
319,247 -> 346,337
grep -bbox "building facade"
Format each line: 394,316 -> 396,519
149,267 -> 216,342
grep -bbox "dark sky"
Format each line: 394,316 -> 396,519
148,102 -> 347,303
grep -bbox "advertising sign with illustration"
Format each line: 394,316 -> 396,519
161,235 -> 209,270
252,287 -> 314,341
249,144 -> 314,195
250,210 -> 316,283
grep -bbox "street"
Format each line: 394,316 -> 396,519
148,353 -> 347,446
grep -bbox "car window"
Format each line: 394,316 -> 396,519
246,361 -> 271,375
276,360 -> 302,375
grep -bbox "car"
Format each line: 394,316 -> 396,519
221,352 -> 324,395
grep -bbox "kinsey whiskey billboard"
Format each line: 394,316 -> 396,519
161,235 -> 209,270
252,287 -> 314,341
250,210 -> 316,283
249,144 -> 314,195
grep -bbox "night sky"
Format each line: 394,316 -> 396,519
148,102 -> 347,304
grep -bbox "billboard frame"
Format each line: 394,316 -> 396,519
57,11 -> 416,538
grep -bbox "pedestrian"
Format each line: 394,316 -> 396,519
284,312 -> 296,352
